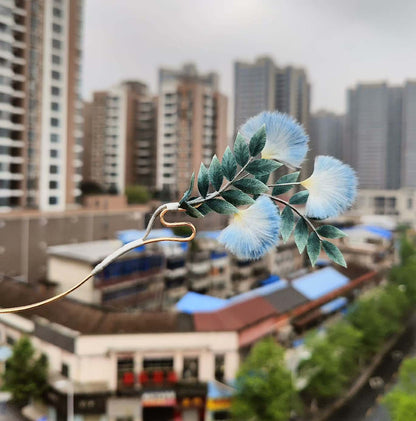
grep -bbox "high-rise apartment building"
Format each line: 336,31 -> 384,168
234,56 -> 310,132
0,0 -> 84,211
309,111 -> 344,161
83,81 -> 157,194
157,63 -> 228,198
402,81 -> 416,188
345,83 -> 404,189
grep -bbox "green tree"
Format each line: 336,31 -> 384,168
125,185 -> 151,204
3,337 -> 49,407
299,332 -> 347,401
326,321 -> 363,376
383,357 -> 416,421
232,338 -> 301,421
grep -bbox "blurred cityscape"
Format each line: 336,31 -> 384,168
0,1 -> 415,421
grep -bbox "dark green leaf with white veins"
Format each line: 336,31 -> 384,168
221,146 -> 237,181
249,125 -> 267,156
233,178 -> 269,195
234,133 -> 250,167
221,190 -> 255,206
206,199 -> 238,214
294,218 -> 309,253
181,201 -> 204,218
245,159 -> 282,176
196,202 -> 212,216
208,155 -> 223,191
307,232 -> 321,266
280,206 -> 295,242
317,225 -> 347,239
322,240 -> 347,267
197,163 -> 209,198
289,190 -> 309,205
272,172 -> 300,196
179,172 -> 194,205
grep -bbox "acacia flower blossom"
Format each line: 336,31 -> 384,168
301,155 -> 357,219
218,196 -> 280,260
239,111 -> 309,167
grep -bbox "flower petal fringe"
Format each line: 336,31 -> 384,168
218,196 -> 280,260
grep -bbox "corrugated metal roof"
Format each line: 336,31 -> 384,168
292,267 -> 350,300
264,286 -> 309,313
194,297 -> 279,331
176,292 -> 227,314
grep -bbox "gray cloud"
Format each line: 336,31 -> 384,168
82,0 -> 416,116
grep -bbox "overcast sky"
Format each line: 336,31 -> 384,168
82,0 -> 416,115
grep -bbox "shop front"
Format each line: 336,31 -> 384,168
142,390 -> 176,421
205,381 -> 233,421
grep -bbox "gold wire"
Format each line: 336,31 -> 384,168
0,209 -> 196,314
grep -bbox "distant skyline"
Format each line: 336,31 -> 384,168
83,0 -> 416,114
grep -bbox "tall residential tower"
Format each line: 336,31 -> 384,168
83,81 -> 157,194
157,63 -> 228,198
0,0 -> 84,211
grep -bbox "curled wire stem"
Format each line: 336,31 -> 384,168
0,208 -> 196,314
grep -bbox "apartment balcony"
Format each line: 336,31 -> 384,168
0,188 -> 23,197
117,370 -> 179,394
188,260 -> 210,276
189,277 -> 211,291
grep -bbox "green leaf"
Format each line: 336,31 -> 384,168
245,159 -> 282,176
206,199 -> 238,214
307,232 -> 321,266
197,163 -> 209,198
196,203 -> 212,216
221,190 -> 255,206
181,202 -> 204,218
209,155 -> 223,191
179,173 -> 194,205
322,240 -> 347,267
280,206 -> 294,242
294,218 -> 309,253
233,178 -> 269,195
222,146 -> 237,181
272,172 -> 300,196
249,124 -> 267,156
289,190 -> 309,205
317,225 -> 347,239
234,133 -> 250,167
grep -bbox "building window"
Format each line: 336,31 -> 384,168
117,357 -> 134,387
52,39 -> 61,49
50,118 -> 59,127
52,54 -> 61,65
51,102 -> 59,111
61,363 -> 69,377
143,358 -> 174,370
49,180 -> 58,189
182,357 -> 198,380
50,149 -> 59,158
49,196 -> 58,205
215,355 -> 225,382
51,86 -> 60,96
51,70 -> 60,80
49,165 -> 58,174
6,335 -> 15,346
52,7 -> 62,18
50,133 -> 59,143
408,198 -> 413,210
52,23 -> 62,33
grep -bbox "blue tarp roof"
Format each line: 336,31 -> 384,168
176,292 -> 228,314
197,231 -> 221,240
228,279 -> 288,304
292,267 -> 349,300
344,225 -> 392,240
260,274 -> 281,286
320,296 -> 348,314
208,381 -> 235,399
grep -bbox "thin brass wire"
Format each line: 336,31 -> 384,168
0,209 -> 196,314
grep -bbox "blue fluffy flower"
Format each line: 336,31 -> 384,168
239,111 -> 309,167
301,155 -> 358,219
218,196 -> 280,260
